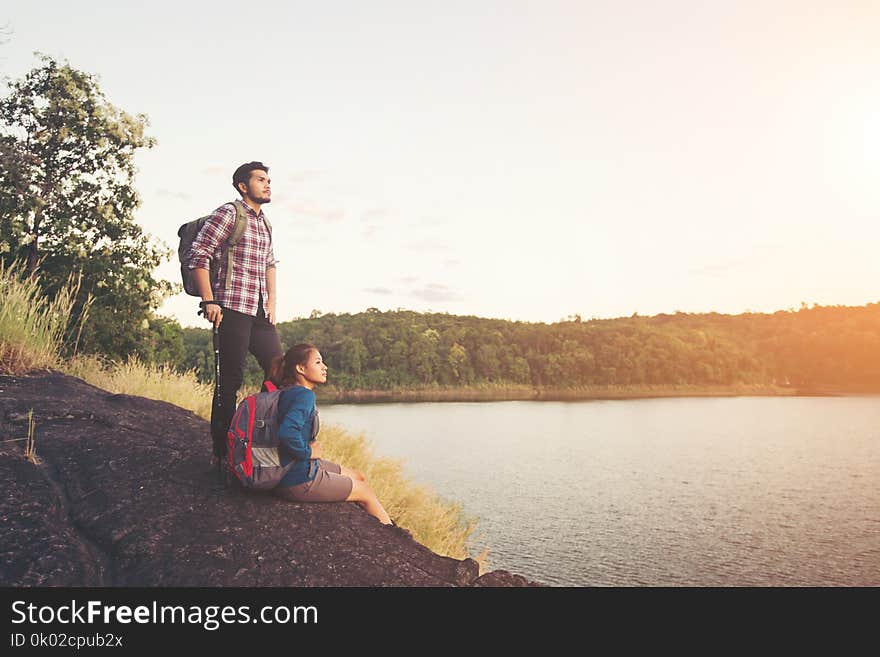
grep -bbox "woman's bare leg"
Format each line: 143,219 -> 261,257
339,465 -> 365,482
346,478 -> 391,525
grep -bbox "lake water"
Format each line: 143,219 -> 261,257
322,396 -> 880,586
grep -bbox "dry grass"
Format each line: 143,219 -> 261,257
64,354 -> 217,420
23,410 -> 40,464
0,260 -> 91,375
318,424 -> 479,561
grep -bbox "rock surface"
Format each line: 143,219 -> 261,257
0,372 -> 542,587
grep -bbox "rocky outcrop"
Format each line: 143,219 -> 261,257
0,372 -> 541,587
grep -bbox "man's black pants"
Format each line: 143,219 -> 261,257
210,303 -> 282,458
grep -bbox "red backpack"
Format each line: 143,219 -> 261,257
225,381 -> 291,489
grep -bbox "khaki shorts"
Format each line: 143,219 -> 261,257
274,459 -> 353,503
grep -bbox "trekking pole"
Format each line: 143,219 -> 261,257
198,302 -> 223,410
199,302 -> 224,480
210,320 -> 225,487
212,321 -> 221,417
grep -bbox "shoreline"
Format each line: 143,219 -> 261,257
317,383 -> 880,404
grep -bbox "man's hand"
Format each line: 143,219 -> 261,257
266,266 -> 277,325
193,269 -> 222,326
202,302 -> 223,327
266,296 -> 277,325
310,441 -> 323,459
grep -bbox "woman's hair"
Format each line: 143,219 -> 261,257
269,343 -> 318,387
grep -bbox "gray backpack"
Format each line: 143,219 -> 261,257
226,381 -> 320,490
177,200 -> 272,296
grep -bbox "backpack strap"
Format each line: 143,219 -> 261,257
222,200 -> 273,291
263,380 -> 278,393
227,200 -> 249,245
222,201 -> 249,291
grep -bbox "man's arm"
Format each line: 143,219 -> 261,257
189,205 -> 235,270
265,265 -> 277,325
193,268 -> 222,326
188,204 -> 235,327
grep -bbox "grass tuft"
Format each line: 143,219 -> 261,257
23,409 -> 40,464
0,260 -> 91,375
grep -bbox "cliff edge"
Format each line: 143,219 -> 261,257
0,372 -> 540,587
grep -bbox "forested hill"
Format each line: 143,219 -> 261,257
179,304 -> 880,391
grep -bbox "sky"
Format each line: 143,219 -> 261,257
3,1 -> 879,327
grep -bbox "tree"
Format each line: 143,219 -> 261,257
140,316 -> 185,367
0,54 -> 172,359
340,336 -> 368,379
447,342 -> 472,384
410,329 -> 439,384
474,343 -> 500,381
509,356 -> 531,384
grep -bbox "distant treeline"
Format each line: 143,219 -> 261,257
164,304 -> 880,391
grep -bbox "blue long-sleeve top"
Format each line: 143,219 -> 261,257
276,385 -> 319,488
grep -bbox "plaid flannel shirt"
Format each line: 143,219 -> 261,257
187,202 -> 277,317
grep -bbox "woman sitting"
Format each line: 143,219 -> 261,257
269,343 -> 392,525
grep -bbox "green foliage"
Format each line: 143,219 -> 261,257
179,304 -> 880,391
139,316 -> 185,366
0,54 -> 173,360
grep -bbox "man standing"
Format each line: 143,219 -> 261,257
189,161 -> 282,475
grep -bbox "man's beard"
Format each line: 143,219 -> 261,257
248,190 -> 271,204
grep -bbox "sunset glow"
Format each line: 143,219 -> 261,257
3,1 -> 878,325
